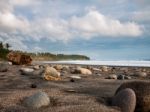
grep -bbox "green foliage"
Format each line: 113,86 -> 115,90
0,41 -> 90,61
14,51 -> 90,61
0,48 -> 10,60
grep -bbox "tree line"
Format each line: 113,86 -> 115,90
0,42 -> 11,60
0,41 -> 90,61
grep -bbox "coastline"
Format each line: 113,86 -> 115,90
0,61 -> 150,112
33,60 -> 150,67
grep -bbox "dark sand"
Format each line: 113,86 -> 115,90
0,64 -> 150,112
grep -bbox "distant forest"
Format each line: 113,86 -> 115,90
0,42 -> 90,61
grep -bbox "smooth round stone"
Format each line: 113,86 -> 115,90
112,88 -> 136,112
137,72 -> 147,78
20,68 -> 34,75
24,91 -> 50,108
125,76 -> 132,80
107,74 -> 117,79
0,63 -> 8,72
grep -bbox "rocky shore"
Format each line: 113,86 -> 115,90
0,62 -> 150,112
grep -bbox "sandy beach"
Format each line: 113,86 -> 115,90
0,62 -> 150,112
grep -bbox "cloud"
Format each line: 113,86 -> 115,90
70,10 -> 143,38
132,11 -> 150,22
10,0 -> 38,6
0,0 -> 144,51
0,12 -> 29,33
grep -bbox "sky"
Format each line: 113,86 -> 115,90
0,0 -> 150,60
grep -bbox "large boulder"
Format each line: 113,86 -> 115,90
0,63 -> 8,72
116,81 -> 150,112
7,52 -> 32,65
24,91 -> 50,108
112,88 -> 136,112
43,66 -> 61,81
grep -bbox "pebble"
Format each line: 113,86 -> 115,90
117,75 -> 125,80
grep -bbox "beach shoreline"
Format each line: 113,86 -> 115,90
0,62 -> 150,112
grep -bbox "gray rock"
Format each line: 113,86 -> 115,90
24,91 -> 50,108
0,63 -> 8,72
116,81 -> 150,112
112,88 -> 136,112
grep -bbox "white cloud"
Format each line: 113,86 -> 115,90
0,0 -> 144,51
0,12 -> 29,33
70,10 -> 143,38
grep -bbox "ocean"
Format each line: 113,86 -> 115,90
35,60 -> 150,67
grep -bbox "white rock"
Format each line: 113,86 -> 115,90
108,74 -> 117,79
92,68 -> 102,72
24,91 -> 50,108
76,67 -> 92,75
20,68 -> 34,75
43,66 -> 60,78
69,75 -> 81,79
33,65 -> 40,70
101,66 -> 108,72
20,68 -> 34,72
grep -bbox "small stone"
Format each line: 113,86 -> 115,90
74,67 -> 92,75
20,68 -> 34,75
112,88 -> 136,112
117,75 -> 125,80
69,75 -> 81,79
107,74 -> 117,79
92,68 -> 102,72
70,78 -> 75,82
30,84 -> 37,88
24,91 -> 50,108
101,66 -> 108,72
33,65 -> 40,70
136,72 -> 147,78
125,76 -> 132,80
53,65 -> 63,70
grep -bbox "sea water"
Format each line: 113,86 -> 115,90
35,60 -> 150,67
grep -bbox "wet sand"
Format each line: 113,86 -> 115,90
0,63 -> 150,112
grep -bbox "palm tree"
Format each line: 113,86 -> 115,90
5,43 -> 11,50
0,42 -> 3,49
